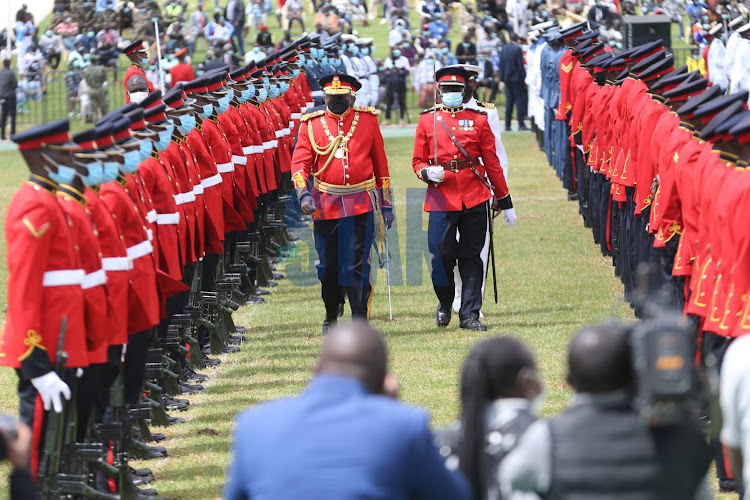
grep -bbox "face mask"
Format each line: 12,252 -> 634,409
334,59 -> 342,67
404,43 -> 411,48
215,95 -> 231,113
225,88 -> 235,101
268,84 -> 279,98
263,76 -> 269,86
239,88 -> 254,102
121,149 -> 141,173
392,50 -> 402,58
442,47 -> 449,54
198,103 -> 213,119
88,31 -> 95,37
440,91 -> 463,107
101,160 -> 120,182
140,57 -> 149,66
463,42 -> 471,47
42,154 -> 77,185
138,138 -> 152,161
154,125 -> 174,152
360,47 -> 369,55
298,55 -> 306,64
129,91 -> 148,104
423,31 -> 430,36
78,160 -> 103,186
530,389 -> 547,417
279,82 -> 290,93
321,57 -> 329,65
177,114 -> 196,135
327,95 -> 350,115
257,87 -> 268,101
396,25 -> 403,31
292,68 -> 300,77
426,57 -> 434,63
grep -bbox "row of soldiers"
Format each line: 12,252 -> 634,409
0,32 -> 334,498
532,18 -> 750,492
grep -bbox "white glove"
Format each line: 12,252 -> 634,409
502,208 -> 517,227
31,372 -> 71,413
423,166 -> 445,184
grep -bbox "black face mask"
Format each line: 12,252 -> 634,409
328,96 -> 350,115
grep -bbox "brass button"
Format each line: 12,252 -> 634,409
452,127 -> 456,130
345,174 -> 350,179
453,155 -> 458,159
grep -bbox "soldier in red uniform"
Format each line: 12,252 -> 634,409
123,40 -> 156,104
168,48 -> 196,89
291,73 -> 393,334
1,120 -> 88,477
412,67 -> 515,331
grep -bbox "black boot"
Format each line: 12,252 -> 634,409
436,303 -> 451,327
459,317 -> 488,331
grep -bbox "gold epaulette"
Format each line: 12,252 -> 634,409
477,101 -> 495,109
354,106 -> 379,115
464,107 -> 487,115
301,109 -> 325,121
420,106 -> 437,115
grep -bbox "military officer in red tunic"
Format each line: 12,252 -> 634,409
1,120 -> 88,477
291,73 -> 393,334
413,67 -> 515,331
123,40 -> 155,104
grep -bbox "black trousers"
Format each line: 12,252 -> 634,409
313,212 -> 374,322
1,95 -> 17,138
702,332 -> 734,481
76,362 -> 118,441
386,83 -> 407,120
428,203 -> 488,320
504,81 -> 527,128
124,329 -> 154,405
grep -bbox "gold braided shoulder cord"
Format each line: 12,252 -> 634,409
309,112 -> 361,178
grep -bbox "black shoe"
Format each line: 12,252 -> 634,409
130,467 -> 154,477
459,317 -> 488,331
204,356 -> 221,367
436,304 -> 451,327
323,320 -> 336,335
178,381 -> 204,395
244,295 -> 265,304
185,370 -> 209,383
255,288 -> 270,296
136,486 -> 160,497
132,473 -> 155,485
145,432 -> 166,442
567,191 -> 579,201
166,415 -> 185,425
518,124 -> 528,130
719,479 -> 737,492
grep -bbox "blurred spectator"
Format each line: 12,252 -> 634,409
385,0 -> 409,27
477,29 -> 501,56
500,322 -> 713,500
720,335 -> 750,497
459,2 -> 477,36
389,19 -> 410,47
245,43 -> 266,61
97,23 -> 121,46
55,16 -> 80,51
413,49 -> 441,107
276,31 -> 294,51
82,58 -> 109,120
382,46 -> 410,124
507,0 -> 529,37
687,0 -> 708,23
351,0 -> 368,26
22,43 -> 45,81
439,43 -> 458,65
96,0 -> 116,14
687,46 -> 707,75
456,34 -> 477,63
145,60 -> 166,90
256,24 -> 274,48
223,42 -> 242,69
78,75 -> 91,122
205,13 -> 232,51
115,1 -> 136,33
16,4 -> 28,23
499,33 -> 527,130
419,0 -> 444,24
188,2 -> 208,57
414,24 -> 432,56
2,420 -> 35,499
401,41 -> 417,66
40,30 -> 63,70
226,0 -> 246,53
313,22 -> 330,43
67,41 -> 86,68
435,337 -> 543,500
247,0 -> 267,29
286,0 -> 306,31
588,0 -> 613,30
64,61 -> 82,118
14,14 -> 35,74
95,42 -> 120,82
0,59 -> 18,140
164,0 -> 185,24
224,321 -> 471,500
428,14 -> 450,43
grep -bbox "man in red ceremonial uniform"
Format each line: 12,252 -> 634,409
1,120 -> 88,478
291,73 -> 393,334
169,48 -> 196,89
123,40 -> 155,104
412,67 -> 515,331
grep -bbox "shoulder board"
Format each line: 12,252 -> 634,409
301,109 -> 325,121
354,106 -> 379,115
464,107 -> 487,115
420,106 -> 437,115
477,101 -> 495,109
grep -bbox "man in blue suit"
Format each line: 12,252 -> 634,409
224,321 -> 472,500
499,33 -> 528,131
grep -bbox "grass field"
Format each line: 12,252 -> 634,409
0,125 -> 733,498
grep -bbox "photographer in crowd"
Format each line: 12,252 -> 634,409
500,321 -> 713,500
1,417 -> 35,499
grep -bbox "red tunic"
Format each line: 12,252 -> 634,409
188,125 -> 225,253
413,105 -> 509,212
292,106 -> 391,220
99,178 -> 160,333
0,180 -> 88,370
217,112 -> 255,224
57,186 -> 111,364
169,63 -> 196,89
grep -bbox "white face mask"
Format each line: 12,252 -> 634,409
530,389 -> 547,416
129,91 -> 148,104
